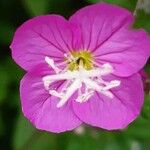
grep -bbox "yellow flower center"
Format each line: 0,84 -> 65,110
67,51 -> 93,71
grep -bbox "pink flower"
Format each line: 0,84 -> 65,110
10,3 -> 150,133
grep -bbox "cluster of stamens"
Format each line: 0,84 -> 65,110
42,51 -> 121,108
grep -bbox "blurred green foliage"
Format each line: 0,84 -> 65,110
24,0 -> 50,16
87,0 -> 137,10
0,0 -> 150,150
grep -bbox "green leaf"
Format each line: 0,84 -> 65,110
141,95 -> 150,119
3,57 -> 24,82
13,114 -> 36,150
87,0 -> 136,11
104,0 -> 136,10
0,22 -> 14,45
67,131 -> 106,150
23,0 -> 78,17
0,115 -> 4,136
0,65 -> 9,103
0,57 -> 23,106
26,132 -> 57,150
124,116 -> 150,139
67,128 -> 136,150
145,65 -> 150,74
134,10 -> 150,33
23,0 -> 50,16
13,114 -> 57,150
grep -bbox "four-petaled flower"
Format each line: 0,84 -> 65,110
10,3 -> 150,133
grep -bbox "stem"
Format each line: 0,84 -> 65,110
134,0 -> 144,16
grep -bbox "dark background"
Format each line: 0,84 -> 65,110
0,0 -> 150,150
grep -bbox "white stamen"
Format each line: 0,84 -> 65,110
49,90 -> 64,98
43,56 -> 121,107
61,80 -> 72,92
43,79 -> 51,90
45,56 -> 60,73
64,53 -> 76,62
42,68 -> 111,83
83,78 -> 103,92
100,63 -> 113,75
57,79 -> 82,108
100,90 -> 114,98
102,80 -> 121,91
76,89 -> 94,103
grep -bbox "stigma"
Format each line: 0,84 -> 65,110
42,52 -> 121,108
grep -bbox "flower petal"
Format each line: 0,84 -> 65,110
69,3 -> 134,51
10,15 -> 81,71
69,3 -> 150,76
94,28 -> 150,76
20,65 -> 82,133
73,74 -> 144,130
